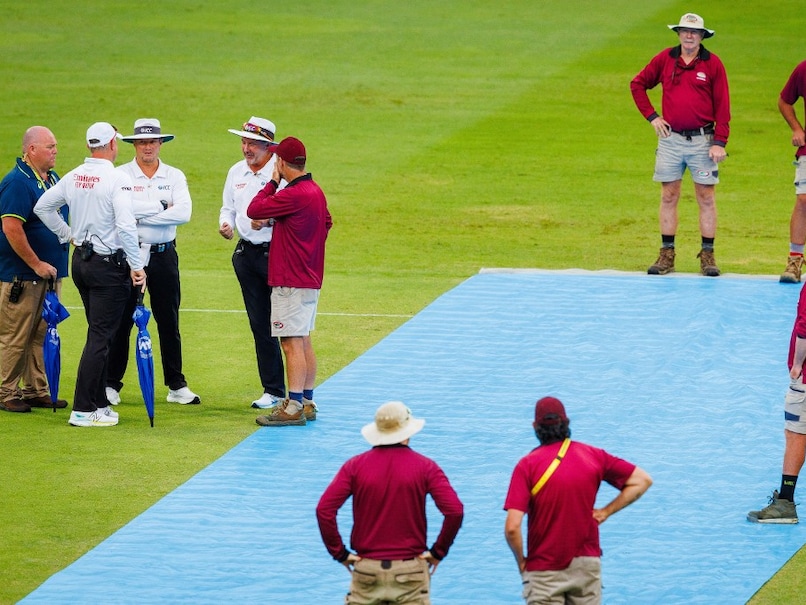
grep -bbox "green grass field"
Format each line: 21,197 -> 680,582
2,1 -> 805,602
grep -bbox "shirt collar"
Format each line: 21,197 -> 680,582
669,44 -> 711,61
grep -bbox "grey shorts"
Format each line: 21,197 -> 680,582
521,556 -> 601,605
785,379 -> 806,434
654,132 -> 719,185
270,287 -> 319,337
794,157 -> 806,195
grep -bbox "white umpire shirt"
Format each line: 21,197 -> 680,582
219,156 -> 285,244
33,157 -> 143,271
119,159 -> 192,246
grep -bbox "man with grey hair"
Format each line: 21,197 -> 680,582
0,126 -> 69,413
35,122 -> 146,427
317,401 -> 464,604
219,116 -> 286,410
631,13 -> 731,277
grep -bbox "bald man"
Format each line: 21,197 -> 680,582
0,126 -> 69,413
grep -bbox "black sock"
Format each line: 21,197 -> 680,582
701,237 -> 715,251
780,475 -> 798,501
661,234 -> 675,248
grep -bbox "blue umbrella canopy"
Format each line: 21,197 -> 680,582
133,290 -> 155,427
41,280 -> 69,413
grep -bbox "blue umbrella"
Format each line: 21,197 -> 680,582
133,289 -> 155,427
41,279 -> 69,413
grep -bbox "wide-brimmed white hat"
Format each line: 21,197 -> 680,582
228,116 -> 276,142
86,122 -> 122,148
361,401 -> 425,446
668,13 -> 714,38
121,118 -> 174,143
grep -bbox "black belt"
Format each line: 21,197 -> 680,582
149,240 -> 175,253
672,126 -> 714,138
239,239 -> 269,249
380,558 -> 416,569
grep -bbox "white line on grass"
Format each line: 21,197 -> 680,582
63,306 -> 413,318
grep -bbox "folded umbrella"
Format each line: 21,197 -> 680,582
41,279 -> 69,413
133,289 -> 155,427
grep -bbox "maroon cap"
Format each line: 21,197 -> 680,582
534,396 -> 569,426
269,136 -> 306,164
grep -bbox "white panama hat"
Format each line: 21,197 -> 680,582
668,13 -> 714,38
121,118 -> 175,143
361,401 -> 425,446
228,116 -> 276,142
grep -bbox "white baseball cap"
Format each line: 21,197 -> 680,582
121,118 -> 175,143
228,116 -> 276,142
86,122 -> 122,148
668,13 -> 714,38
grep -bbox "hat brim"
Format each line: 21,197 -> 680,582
361,417 -> 425,446
668,25 -> 714,38
121,134 -> 175,143
228,129 -> 272,142
87,132 -> 123,148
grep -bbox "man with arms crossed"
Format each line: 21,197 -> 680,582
106,118 -> 200,406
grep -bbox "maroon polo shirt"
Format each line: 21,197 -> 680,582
316,444 -> 464,561
631,45 -> 731,146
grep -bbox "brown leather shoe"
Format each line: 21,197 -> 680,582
0,398 -> 32,413
25,395 -> 68,409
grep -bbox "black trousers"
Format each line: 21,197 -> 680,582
232,240 -> 285,398
71,249 -> 131,412
107,245 -> 186,391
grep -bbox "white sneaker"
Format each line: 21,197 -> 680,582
167,386 -> 201,405
68,409 -> 118,427
97,406 -> 119,420
251,393 -> 285,409
105,387 -> 121,406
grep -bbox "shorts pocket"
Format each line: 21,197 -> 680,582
352,570 -> 377,588
394,571 -> 426,584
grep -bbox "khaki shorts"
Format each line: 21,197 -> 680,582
794,157 -> 806,195
653,132 -> 719,185
347,557 -> 430,605
785,378 -> 806,434
521,556 -> 601,605
270,287 -> 319,337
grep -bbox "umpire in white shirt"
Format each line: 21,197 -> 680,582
218,116 -> 286,409
106,118 -> 200,406
34,122 -> 146,427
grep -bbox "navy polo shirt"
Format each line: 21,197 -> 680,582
0,158 -> 69,281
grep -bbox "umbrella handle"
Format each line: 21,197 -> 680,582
136,289 -> 145,306
47,278 -> 55,292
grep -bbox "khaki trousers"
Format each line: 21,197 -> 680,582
521,556 -> 602,605
0,279 -> 49,402
347,557 -> 430,605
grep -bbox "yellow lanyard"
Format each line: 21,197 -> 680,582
23,157 -> 55,191
531,438 -> 571,496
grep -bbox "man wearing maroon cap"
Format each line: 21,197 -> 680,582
504,397 -> 652,604
247,137 -> 332,426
